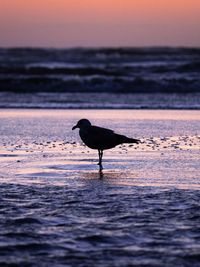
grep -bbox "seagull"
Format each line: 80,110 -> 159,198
72,119 -> 140,171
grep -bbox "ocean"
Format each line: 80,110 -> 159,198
0,47 -> 200,266
0,47 -> 200,109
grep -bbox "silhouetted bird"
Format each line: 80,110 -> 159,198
72,119 -> 140,170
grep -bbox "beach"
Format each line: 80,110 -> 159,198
0,109 -> 200,266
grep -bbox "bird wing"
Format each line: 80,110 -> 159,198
86,126 -> 120,149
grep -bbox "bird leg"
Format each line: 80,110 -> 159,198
98,150 -> 103,170
98,150 -> 101,165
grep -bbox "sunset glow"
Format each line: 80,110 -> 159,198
0,0 -> 200,47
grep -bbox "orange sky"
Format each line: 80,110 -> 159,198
0,0 -> 199,47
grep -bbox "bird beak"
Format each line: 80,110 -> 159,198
72,124 -> 78,130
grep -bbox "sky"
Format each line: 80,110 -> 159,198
0,0 -> 200,47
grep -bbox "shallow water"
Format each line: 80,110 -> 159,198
0,109 -> 200,266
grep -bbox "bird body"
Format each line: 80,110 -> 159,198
80,125 -> 138,150
72,119 -> 139,170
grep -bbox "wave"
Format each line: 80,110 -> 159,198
0,47 -> 199,94
0,75 -> 199,93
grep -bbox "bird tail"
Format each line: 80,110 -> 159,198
120,135 -> 140,144
125,138 -> 140,144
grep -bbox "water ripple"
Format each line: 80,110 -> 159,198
0,183 -> 200,266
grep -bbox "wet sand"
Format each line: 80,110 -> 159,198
0,109 -> 200,266
0,135 -> 200,189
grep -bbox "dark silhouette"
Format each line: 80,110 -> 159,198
72,119 -> 140,171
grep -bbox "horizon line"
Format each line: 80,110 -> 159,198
0,45 -> 200,50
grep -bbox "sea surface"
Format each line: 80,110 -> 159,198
0,47 -> 200,109
0,109 -> 200,266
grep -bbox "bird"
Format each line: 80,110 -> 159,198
72,119 -> 140,171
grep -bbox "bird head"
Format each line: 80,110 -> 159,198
72,119 -> 91,130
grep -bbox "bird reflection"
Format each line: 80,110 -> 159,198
99,169 -> 104,179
